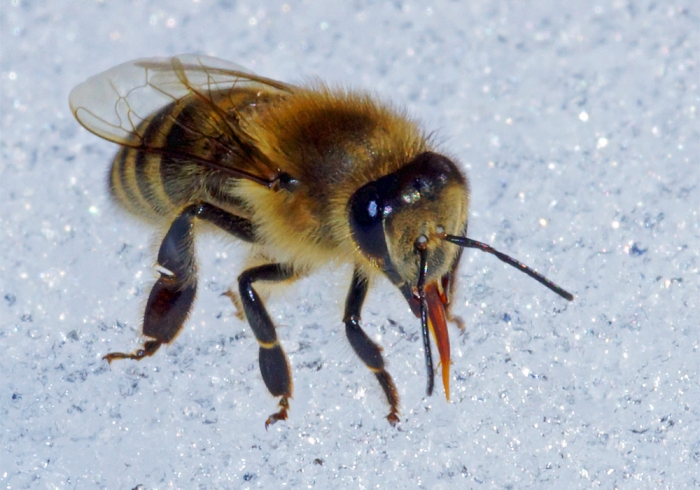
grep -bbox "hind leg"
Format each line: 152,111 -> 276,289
104,203 -> 255,362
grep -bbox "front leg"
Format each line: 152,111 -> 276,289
344,268 -> 400,426
104,203 -> 255,362
238,264 -> 296,428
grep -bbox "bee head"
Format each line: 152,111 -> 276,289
348,151 -> 469,290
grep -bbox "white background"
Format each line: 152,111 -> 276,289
1,1 -> 698,488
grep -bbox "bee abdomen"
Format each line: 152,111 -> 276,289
108,103 -> 207,220
109,146 -> 180,219
107,91 -> 260,221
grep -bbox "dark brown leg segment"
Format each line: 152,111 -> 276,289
344,268 -> 400,426
104,203 -> 256,363
238,264 -> 295,428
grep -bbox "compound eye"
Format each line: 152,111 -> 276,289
348,184 -> 389,261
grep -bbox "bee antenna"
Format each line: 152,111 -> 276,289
414,236 -> 435,396
444,235 -> 574,301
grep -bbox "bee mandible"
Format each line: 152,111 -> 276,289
70,55 -> 573,427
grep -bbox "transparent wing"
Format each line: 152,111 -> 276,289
69,54 -> 297,186
69,54 -> 294,146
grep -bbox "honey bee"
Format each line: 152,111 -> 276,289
70,54 -> 573,427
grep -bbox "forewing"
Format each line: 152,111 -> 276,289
69,55 -> 294,147
69,55 -> 298,186
69,54 -> 294,146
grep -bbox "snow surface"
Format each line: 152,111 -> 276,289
1,1 -> 698,488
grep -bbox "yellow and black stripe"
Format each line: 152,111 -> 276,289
108,104 -> 191,219
108,90 -> 267,221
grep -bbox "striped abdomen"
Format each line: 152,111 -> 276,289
109,89 -> 279,221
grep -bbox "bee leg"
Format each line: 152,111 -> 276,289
105,203 -> 256,363
238,264 -> 295,428
221,289 -> 246,320
344,268 -> 400,426
104,206 -> 199,362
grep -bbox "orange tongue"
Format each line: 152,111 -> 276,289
425,283 -> 451,400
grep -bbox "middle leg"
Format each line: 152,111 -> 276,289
238,263 -> 296,428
